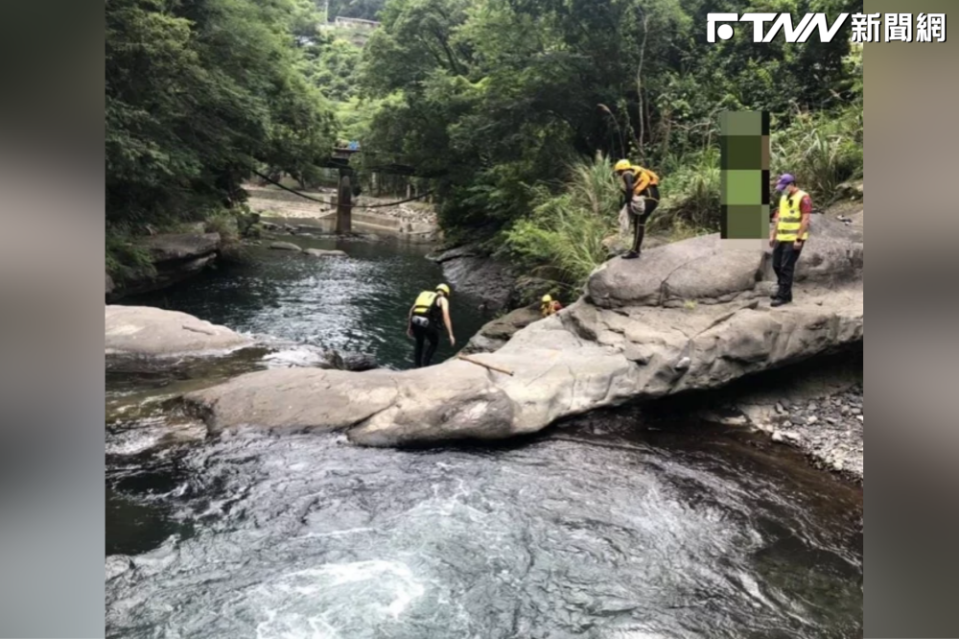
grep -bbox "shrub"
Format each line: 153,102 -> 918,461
106,234 -> 156,284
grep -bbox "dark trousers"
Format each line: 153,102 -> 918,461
412,322 -> 439,367
772,241 -> 803,301
630,185 -> 660,253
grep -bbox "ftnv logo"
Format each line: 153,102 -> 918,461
707,13 -> 850,43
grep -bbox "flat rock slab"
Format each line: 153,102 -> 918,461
105,305 -> 252,357
139,233 -> 221,262
588,233 -> 763,308
588,215 -> 862,308
180,215 -> 863,448
304,248 -> 347,258
183,367 -> 401,432
184,283 -> 863,447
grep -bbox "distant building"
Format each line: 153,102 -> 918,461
333,16 -> 380,29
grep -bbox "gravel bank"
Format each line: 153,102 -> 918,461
754,383 -> 863,482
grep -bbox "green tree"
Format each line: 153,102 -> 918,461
106,0 -> 336,230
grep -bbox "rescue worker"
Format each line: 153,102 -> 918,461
614,159 -> 661,259
540,294 -> 563,317
407,283 -> 455,367
769,173 -> 812,307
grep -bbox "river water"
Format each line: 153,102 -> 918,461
122,235 -> 493,370
106,236 -> 863,638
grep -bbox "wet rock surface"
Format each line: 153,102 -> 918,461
460,305 -> 543,354
113,212 -> 864,468
429,244 -> 517,312
105,305 -> 253,360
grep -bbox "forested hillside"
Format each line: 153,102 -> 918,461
106,0 -> 863,290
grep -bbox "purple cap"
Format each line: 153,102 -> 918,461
775,173 -> 795,190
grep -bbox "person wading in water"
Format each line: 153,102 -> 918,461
407,283 -> 455,367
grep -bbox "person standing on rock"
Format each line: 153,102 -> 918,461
769,173 -> 812,307
407,283 -> 455,367
614,159 -> 661,259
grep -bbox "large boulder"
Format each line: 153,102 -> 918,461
183,367 -> 401,432
182,284 -> 862,446
105,305 -> 252,358
110,233 -> 222,300
182,361 -> 516,444
182,215 -> 863,447
429,244 -> 516,312
587,215 -> 862,308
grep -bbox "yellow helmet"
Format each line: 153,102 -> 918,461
614,159 -> 631,172
436,283 -> 451,296
541,294 -> 553,304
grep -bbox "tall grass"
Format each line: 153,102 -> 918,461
651,147 -> 721,235
771,107 -> 862,202
499,154 -> 620,292
652,103 -> 862,232
495,104 -> 862,298
105,233 -> 156,284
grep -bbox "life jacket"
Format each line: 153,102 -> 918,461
412,290 -> 442,324
775,189 -> 811,241
622,165 -> 660,195
540,299 -> 562,317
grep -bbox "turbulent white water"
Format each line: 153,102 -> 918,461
106,416 -> 862,639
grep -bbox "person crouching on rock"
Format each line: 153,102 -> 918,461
614,159 -> 661,259
540,294 -> 563,317
407,283 -> 455,368
769,173 -> 812,307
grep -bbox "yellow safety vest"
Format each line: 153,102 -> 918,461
622,166 -> 660,195
412,291 -> 439,316
775,189 -> 810,242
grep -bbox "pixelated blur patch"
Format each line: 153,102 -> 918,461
721,135 -> 763,170
720,111 -> 770,239
721,205 -> 769,240
721,170 -> 762,205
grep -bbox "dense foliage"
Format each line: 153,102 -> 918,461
349,0 -> 863,276
105,0 -> 336,233
106,0 -> 863,294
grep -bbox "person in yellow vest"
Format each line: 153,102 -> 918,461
769,174 -> 812,307
614,159 -> 661,259
407,283 -> 455,367
540,294 -> 563,317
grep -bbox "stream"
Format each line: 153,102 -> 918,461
106,235 -> 863,638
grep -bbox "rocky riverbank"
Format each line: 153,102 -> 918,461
764,382 -> 864,479
175,212 -> 862,449
105,204 -> 864,485
244,184 -> 441,241
107,233 -> 223,301
682,344 -> 863,482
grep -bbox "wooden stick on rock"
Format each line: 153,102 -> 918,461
456,353 -> 514,376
